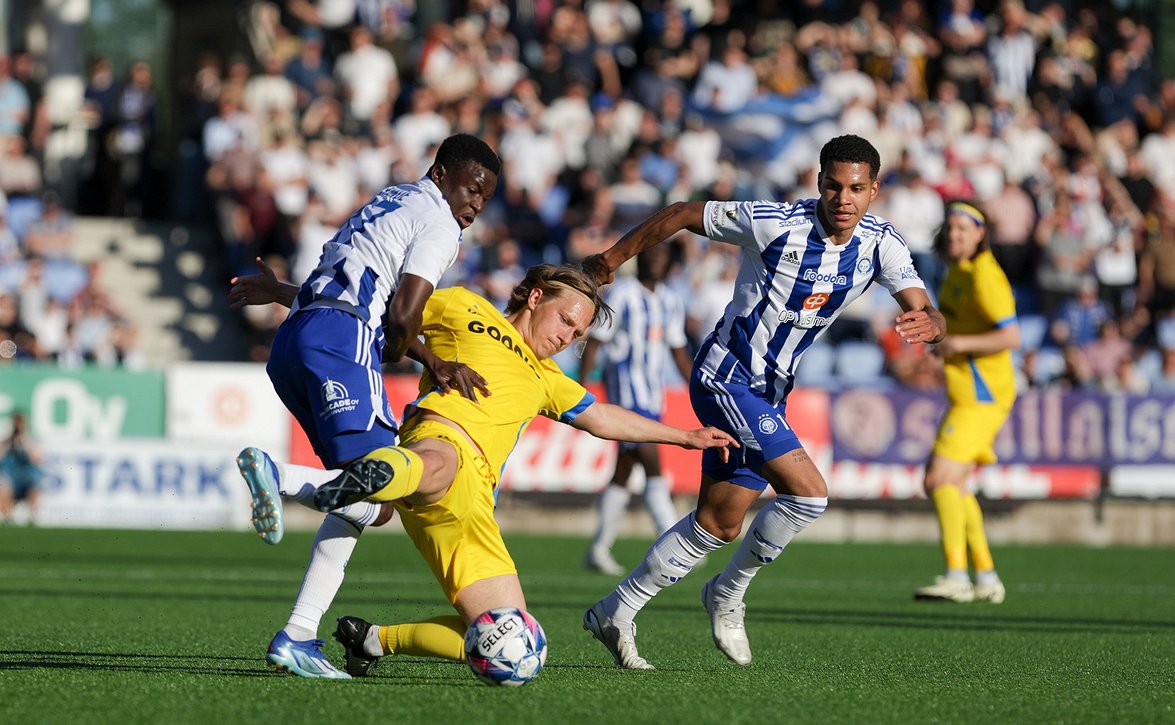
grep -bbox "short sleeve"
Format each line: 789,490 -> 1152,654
539,363 -> 597,423
702,200 -> 759,250
873,224 -> 926,295
401,217 -> 461,287
976,256 -> 1018,327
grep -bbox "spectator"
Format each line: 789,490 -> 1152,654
109,60 -> 158,216
334,24 -> 399,135
285,28 -> 335,112
0,134 -> 41,200
1150,348 -> 1175,393
1050,277 -> 1113,347
0,54 -> 30,139
1035,189 -> 1098,315
0,193 -> 17,263
0,411 -> 43,525
1084,319 -> 1132,384
691,39 -> 758,114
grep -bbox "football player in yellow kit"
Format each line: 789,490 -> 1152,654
914,201 -> 1021,604
240,264 -> 737,675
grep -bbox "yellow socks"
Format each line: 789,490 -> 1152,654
962,492 -> 995,572
931,485 -> 967,571
363,446 -> 424,502
378,616 -> 466,661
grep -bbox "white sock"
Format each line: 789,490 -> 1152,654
277,460 -> 381,524
603,511 -> 726,623
363,624 -> 383,657
592,485 -> 631,553
975,569 -> 1000,586
711,494 -> 827,607
641,476 -> 678,533
284,513 -> 363,638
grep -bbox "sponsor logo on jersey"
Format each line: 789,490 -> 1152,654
467,319 -> 542,376
802,268 -> 849,285
900,265 -> 920,280
782,250 -> 801,266
778,292 -> 833,328
320,378 -> 359,419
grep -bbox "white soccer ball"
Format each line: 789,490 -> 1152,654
463,607 -> 548,686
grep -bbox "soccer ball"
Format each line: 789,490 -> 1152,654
463,607 -> 548,686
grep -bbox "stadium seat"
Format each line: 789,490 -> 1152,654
1032,348 -> 1066,386
1136,349 -> 1162,385
1018,313 -> 1049,350
834,341 -> 887,385
794,342 -> 837,388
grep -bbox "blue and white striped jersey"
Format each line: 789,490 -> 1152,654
699,198 -> 924,403
291,177 -> 461,351
591,276 -> 688,414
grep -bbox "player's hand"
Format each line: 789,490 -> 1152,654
229,257 -> 282,309
431,359 -> 491,402
683,426 -> 740,463
582,254 -> 615,285
895,309 -> 944,344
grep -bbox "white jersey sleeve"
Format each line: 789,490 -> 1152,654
872,222 -> 925,295
401,216 -> 461,286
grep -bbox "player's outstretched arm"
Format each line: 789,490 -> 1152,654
582,201 -> 706,285
228,256 -> 299,309
570,402 -> 738,461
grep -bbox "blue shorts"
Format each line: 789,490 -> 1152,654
267,308 -> 398,468
689,368 -> 802,491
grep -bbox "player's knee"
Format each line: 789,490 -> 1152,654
694,509 -> 742,542
371,501 -> 397,527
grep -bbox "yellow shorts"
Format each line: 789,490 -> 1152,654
393,419 -> 516,604
932,403 -> 1012,466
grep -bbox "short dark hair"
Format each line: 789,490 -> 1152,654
433,133 -> 501,177
819,135 -> 881,180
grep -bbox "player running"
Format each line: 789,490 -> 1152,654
914,201 -> 1019,604
580,134 -> 946,668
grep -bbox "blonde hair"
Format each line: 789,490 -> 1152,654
505,264 -> 614,328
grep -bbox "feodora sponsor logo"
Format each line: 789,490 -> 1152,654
802,268 -> 849,285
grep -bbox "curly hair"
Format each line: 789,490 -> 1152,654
433,133 -> 502,176
504,264 -> 614,328
819,134 -> 882,180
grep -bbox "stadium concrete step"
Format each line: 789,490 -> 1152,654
72,217 -> 248,365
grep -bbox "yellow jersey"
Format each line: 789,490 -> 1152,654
937,249 -> 1018,407
407,287 -> 595,484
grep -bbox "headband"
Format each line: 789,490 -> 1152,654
947,201 -> 985,227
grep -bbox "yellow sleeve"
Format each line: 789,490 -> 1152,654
538,360 -> 597,424
975,255 -> 1017,328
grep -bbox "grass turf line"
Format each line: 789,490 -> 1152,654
0,527 -> 1172,724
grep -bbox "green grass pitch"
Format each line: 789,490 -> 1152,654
1,526 -> 1172,724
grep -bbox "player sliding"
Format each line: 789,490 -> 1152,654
239,264 -> 737,675
580,134 -> 946,668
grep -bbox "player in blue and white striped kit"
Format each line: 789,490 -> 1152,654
583,135 -> 947,669
229,134 -> 500,678
578,243 -> 694,576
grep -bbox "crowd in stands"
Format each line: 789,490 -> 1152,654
5,0 -> 1175,394
0,44 -> 142,367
